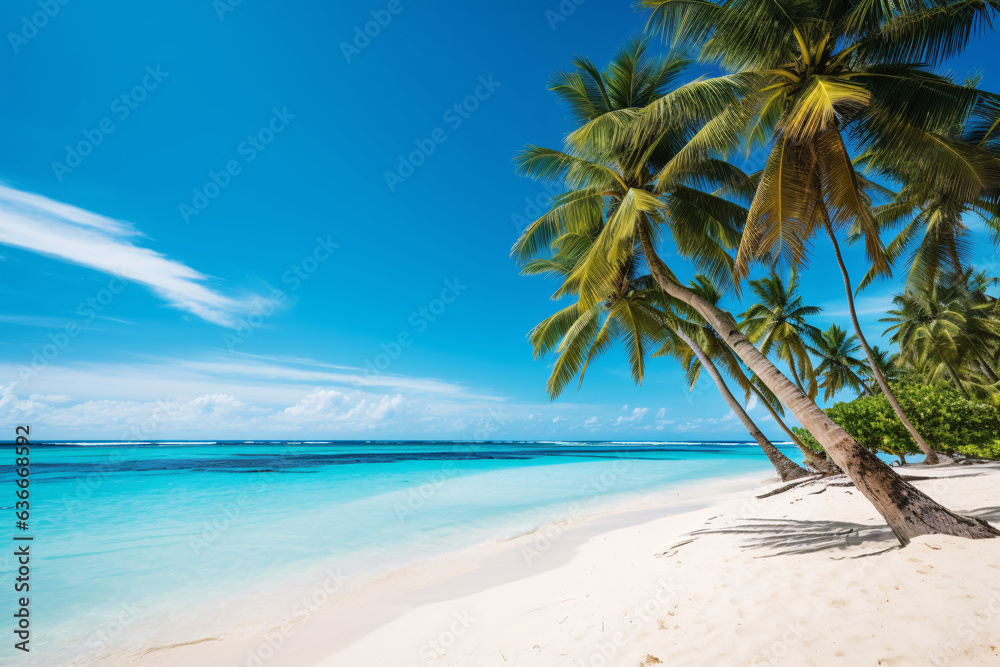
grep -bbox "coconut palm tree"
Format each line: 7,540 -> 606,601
514,37 -> 998,542
882,279 -> 972,398
675,275 -> 831,472
738,272 -> 822,398
941,269 -> 1000,387
884,270 -> 1000,398
522,111 -> 809,480
528,260 -> 810,480
811,324 -> 872,401
860,345 -> 904,391
856,81 -> 1000,292
637,0 -> 1000,465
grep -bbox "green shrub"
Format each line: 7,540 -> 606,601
792,383 -> 1000,462
956,439 -> 1000,460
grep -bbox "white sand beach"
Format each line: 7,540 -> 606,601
127,463 -> 1000,666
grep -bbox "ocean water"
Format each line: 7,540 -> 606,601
0,440 -> 799,664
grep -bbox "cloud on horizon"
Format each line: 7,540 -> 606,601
0,353 -> 755,440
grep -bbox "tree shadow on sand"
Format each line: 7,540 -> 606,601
688,506 -> 1000,558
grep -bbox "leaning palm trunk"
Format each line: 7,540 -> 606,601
745,380 -> 837,474
674,329 -> 810,481
639,229 -> 998,545
821,217 -> 940,465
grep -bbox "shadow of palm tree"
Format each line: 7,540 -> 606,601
690,518 -> 898,557
691,505 -> 1000,557
967,506 -> 1000,523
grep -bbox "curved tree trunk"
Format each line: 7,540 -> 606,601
675,329 -> 810,481
821,217 -> 941,465
745,379 -> 837,474
639,228 -> 998,545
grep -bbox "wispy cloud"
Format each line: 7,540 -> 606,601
818,291 -> 895,318
0,183 -> 244,326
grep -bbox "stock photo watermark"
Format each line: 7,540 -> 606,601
546,0 -> 587,31
179,107 -> 296,224
510,182 -> 561,236
213,0 -> 245,21
406,610 -> 477,665
223,235 -> 338,350
521,459 -> 636,566
51,65 -> 170,182
15,272 -> 129,386
928,589 -> 1000,666
58,399 -> 173,513
384,76 -> 501,192
340,0 -> 416,63
394,462 -> 458,522
356,277 -> 467,383
586,578 -> 682,667
7,0 -> 71,53
78,601 -> 144,663
239,568 -> 349,667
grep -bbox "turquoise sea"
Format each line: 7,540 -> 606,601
0,440 -> 801,664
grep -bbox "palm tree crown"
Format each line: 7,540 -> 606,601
738,271 -> 823,397
811,324 -> 870,401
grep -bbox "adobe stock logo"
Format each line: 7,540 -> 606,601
7,0 -> 71,54
179,107 -> 296,224
340,0 -> 415,63
384,76 -> 501,192
52,66 -> 170,182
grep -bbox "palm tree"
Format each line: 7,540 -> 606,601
860,345 -> 904,391
739,272 -> 822,398
637,0 -> 1000,466
660,315 -> 812,481
529,262 -> 809,480
811,324 -> 872,401
883,271 -> 1000,399
521,43 -> 808,482
856,81 -> 1000,292
883,280 -> 971,397
514,37 -> 998,541
942,269 -> 1000,388
677,275 -> 829,472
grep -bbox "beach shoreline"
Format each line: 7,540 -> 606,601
84,463 -> 1000,666
87,471 -> 768,666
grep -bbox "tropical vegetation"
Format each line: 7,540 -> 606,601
512,1 -> 1000,545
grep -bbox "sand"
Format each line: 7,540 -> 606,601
127,463 -> 1000,666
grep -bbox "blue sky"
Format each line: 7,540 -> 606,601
0,0 -> 997,441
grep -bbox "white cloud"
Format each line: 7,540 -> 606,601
0,353 -> 753,440
615,407 -> 648,425
179,359 -> 478,396
0,183 -> 245,326
278,389 -> 404,426
30,393 -> 71,403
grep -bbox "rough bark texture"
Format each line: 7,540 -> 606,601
822,219 -> 940,465
675,329 -> 810,482
638,228 -> 999,544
